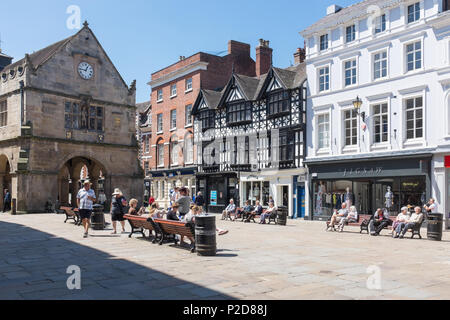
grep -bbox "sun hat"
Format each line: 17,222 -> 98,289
83,180 -> 91,185
112,188 -> 122,196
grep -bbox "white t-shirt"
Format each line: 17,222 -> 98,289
428,203 -> 438,213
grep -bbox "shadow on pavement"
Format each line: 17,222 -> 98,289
0,220 -> 235,300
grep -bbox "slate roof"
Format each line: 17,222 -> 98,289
202,89 -> 223,109
5,36 -> 74,71
300,0 -> 401,36
136,101 -> 151,113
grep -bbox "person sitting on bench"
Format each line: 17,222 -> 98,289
259,202 -> 277,224
328,203 -> 348,231
397,206 -> 424,239
245,201 -> 262,223
369,208 -> 391,236
392,207 -> 410,238
338,205 -> 358,232
236,200 -> 253,221
166,203 -> 180,221
128,199 -> 146,216
148,203 -> 166,219
180,205 -> 201,246
221,199 -> 236,220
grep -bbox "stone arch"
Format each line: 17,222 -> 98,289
57,155 -> 108,208
0,154 -> 12,210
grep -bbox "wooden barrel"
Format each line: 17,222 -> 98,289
195,215 -> 217,256
427,213 -> 443,241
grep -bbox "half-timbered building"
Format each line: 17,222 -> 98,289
192,53 -> 307,217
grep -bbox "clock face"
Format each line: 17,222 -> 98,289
78,62 -> 94,80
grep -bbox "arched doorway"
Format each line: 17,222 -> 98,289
0,155 -> 12,210
58,157 -> 108,209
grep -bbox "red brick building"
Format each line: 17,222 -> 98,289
147,40 -> 257,208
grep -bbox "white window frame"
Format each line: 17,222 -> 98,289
371,102 -> 390,146
342,108 -> 359,150
170,109 -> 177,130
404,39 -> 423,74
185,78 -> 193,93
170,140 -> 179,166
374,14 -> 387,34
170,84 -> 177,98
157,114 -> 163,133
316,112 -> 331,153
372,50 -> 388,81
157,89 -> 163,102
157,143 -> 164,167
406,1 -> 421,24
404,95 -> 424,143
343,58 -> 357,88
185,104 -> 193,127
0,100 -> 7,128
317,65 -> 330,93
184,135 -> 194,164
319,33 -> 329,51
345,24 -> 356,43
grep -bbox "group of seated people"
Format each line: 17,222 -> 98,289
221,199 -> 278,224
127,194 -> 229,246
327,202 -> 425,237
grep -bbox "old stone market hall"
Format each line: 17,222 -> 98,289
0,22 -> 143,213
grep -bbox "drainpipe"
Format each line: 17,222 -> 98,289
19,80 -> 24,125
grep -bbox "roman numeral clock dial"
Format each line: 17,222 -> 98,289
78,62 -> 94,80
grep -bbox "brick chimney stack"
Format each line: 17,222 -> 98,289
293,47 -> 306,65
228,40 -> 251,56
256,39 -> 272,77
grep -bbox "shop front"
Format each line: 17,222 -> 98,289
307,155 -> 432,221
196,173 -> 238,214
446,155 -> 450,229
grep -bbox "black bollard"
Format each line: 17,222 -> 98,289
195,215 -> 217,256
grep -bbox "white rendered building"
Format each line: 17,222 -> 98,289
300,0 -> 450,227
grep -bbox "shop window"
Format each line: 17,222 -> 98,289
267,90 -> 290,117
244,181 -> 270,207
444,0 -> 449,11
405,96 -> 423,140
0,100 -> 7,127
372,103 -> 389,143
344,110 -> 358,146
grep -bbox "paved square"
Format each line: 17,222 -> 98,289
0,213 -> 449,300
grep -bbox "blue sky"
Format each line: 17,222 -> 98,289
1,0 -> 357,103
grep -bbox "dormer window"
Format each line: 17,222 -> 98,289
267,90 -> 290,117
227,101 -> 252,125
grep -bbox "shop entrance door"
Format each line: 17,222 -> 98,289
297,186 -> 305,218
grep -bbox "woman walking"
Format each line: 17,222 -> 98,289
111,188 -> 127,234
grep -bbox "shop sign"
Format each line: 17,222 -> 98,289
445,156 -> 450,168
210,191 -> 217,206
343,167 -> 382,177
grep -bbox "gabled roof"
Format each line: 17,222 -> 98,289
192,63 -> 306,115
2,22 -> 132,91
136,101 -> 151,114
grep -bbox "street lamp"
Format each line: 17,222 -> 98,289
352,96 -> 365,122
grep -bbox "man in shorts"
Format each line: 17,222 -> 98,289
77,180 -> 97,238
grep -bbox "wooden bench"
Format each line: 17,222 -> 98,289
60,206 -> 81,225
124,215 -> 156,241
151,219 -> 196,253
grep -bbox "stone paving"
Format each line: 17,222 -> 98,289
0,213 -> 449,300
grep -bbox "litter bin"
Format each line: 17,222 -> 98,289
91,204 -> 105,230
427,213 -> 443,241
195,215 -> 216,256
277,206 -> 288,226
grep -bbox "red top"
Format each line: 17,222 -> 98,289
445,156 -> 450,168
